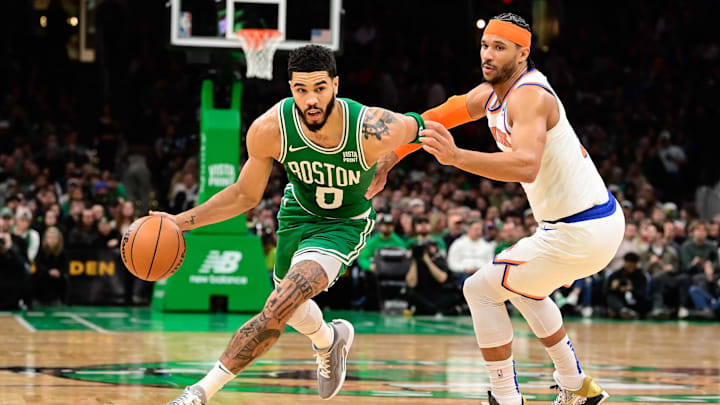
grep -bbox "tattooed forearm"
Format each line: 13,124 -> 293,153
184,215 -> 196,225
363,108 -> 394,141
218,260 -> 329,374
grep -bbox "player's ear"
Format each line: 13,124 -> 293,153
333,76 -> 339,95
518,47 -> 530,66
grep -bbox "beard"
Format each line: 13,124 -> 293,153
295,94 -> 336,132
483,60 -> 515,85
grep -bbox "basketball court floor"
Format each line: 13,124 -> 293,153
1,307 -> 718,404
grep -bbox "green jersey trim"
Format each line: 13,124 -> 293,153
277,101 -> 288,163
355,106 -> 371,171
291,98 -> 349,154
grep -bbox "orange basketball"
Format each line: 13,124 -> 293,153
120,216 -> 186,281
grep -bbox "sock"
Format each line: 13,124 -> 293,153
309,322 -> 334,350
195,361 -> 236,399
486,356 -> 522,404
545,335 -> 585,390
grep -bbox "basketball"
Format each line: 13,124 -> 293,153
120,216 -> 186,281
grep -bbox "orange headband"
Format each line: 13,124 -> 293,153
484,19 -> 531,48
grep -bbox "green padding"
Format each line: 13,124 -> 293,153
161,233 -> 272,312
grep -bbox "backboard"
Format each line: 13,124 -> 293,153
170,0 -> 342,51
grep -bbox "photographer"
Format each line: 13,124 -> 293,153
0,207 -> 30,309
405,238 -> 462,315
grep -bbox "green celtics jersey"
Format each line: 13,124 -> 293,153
277,97 -> 375,219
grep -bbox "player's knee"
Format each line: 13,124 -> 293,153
463,269 -> 502,305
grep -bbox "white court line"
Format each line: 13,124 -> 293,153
13,315 -> 37,332
67,314 -> 112,334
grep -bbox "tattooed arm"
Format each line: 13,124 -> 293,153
150,106 -> 280,231
220,260 -> 329,373
360,107 -> 420,167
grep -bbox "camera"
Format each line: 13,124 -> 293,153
411,239 -> 437,259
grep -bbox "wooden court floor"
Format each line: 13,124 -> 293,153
1,307 -> 719,404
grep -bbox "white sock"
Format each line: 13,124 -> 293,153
545,335 -> 585,390
486,356 -> 522,404
309,322 -> 334,350
195,361 -> 236,399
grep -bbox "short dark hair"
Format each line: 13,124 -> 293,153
491,12 -> 535,69
624,252 -> 640,263
413,216 -> 430,226
287,45 -> 337,79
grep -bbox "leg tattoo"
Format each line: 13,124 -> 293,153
220,260 -> 329,373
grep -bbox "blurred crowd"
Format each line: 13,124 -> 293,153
2,1 -> 719,319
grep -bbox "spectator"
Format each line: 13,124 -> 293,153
406,215 -> 447,253
67,208 -> 99,249
0,207 -> 29,309
34,207 -> 64,236
640,223 -> 679,276
95,216 -> 121,249
605,252 -> 651,319
169,172 -> 198,214
607,222 -> 641,271
93,181 -> 110,205
680,221 -> 718,278
91,204 -> 106,222
405,238 -> 461,315
688,277 -> 720,320
447,219 -> 496,282
443,213 -> 466,248
114,200 -> 137,235
358,214 -> 405,272
124,153 -> 152,215
32,227 -> 68,305
648,221 -> 714,319
13,206 -> 41,262
494,221 -> 520,255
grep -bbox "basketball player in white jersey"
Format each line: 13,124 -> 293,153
367,12 -> 623,405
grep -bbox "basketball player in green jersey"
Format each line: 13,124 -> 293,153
157,45 -> 425,404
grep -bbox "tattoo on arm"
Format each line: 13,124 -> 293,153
184,215 -> 196,225
363,108 -> 394,141
220,260 -> 329,373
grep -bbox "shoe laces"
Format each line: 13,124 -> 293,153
314,349 -> 332,379
550,384 -> 585,405
168,388 -> 203,405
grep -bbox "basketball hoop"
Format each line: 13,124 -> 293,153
236,29 -> 282,80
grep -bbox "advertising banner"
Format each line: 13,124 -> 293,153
67,249 -> 126,305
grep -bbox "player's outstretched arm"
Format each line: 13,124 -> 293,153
365,83 -> 493,198
151,111 -> 278,231
421,86 -> 549,183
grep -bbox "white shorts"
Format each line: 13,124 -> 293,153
490,197 -> 624,300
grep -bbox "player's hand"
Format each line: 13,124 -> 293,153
148,211 -> 182,228
365,152 -> 399,199
420,121 -> 459,166
365,170 -> 388,200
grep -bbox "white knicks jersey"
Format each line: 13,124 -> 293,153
484,69 -> 608,221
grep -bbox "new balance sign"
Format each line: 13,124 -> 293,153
190,250 -> 248,285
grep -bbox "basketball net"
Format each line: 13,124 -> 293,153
236,29 -> 282,80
